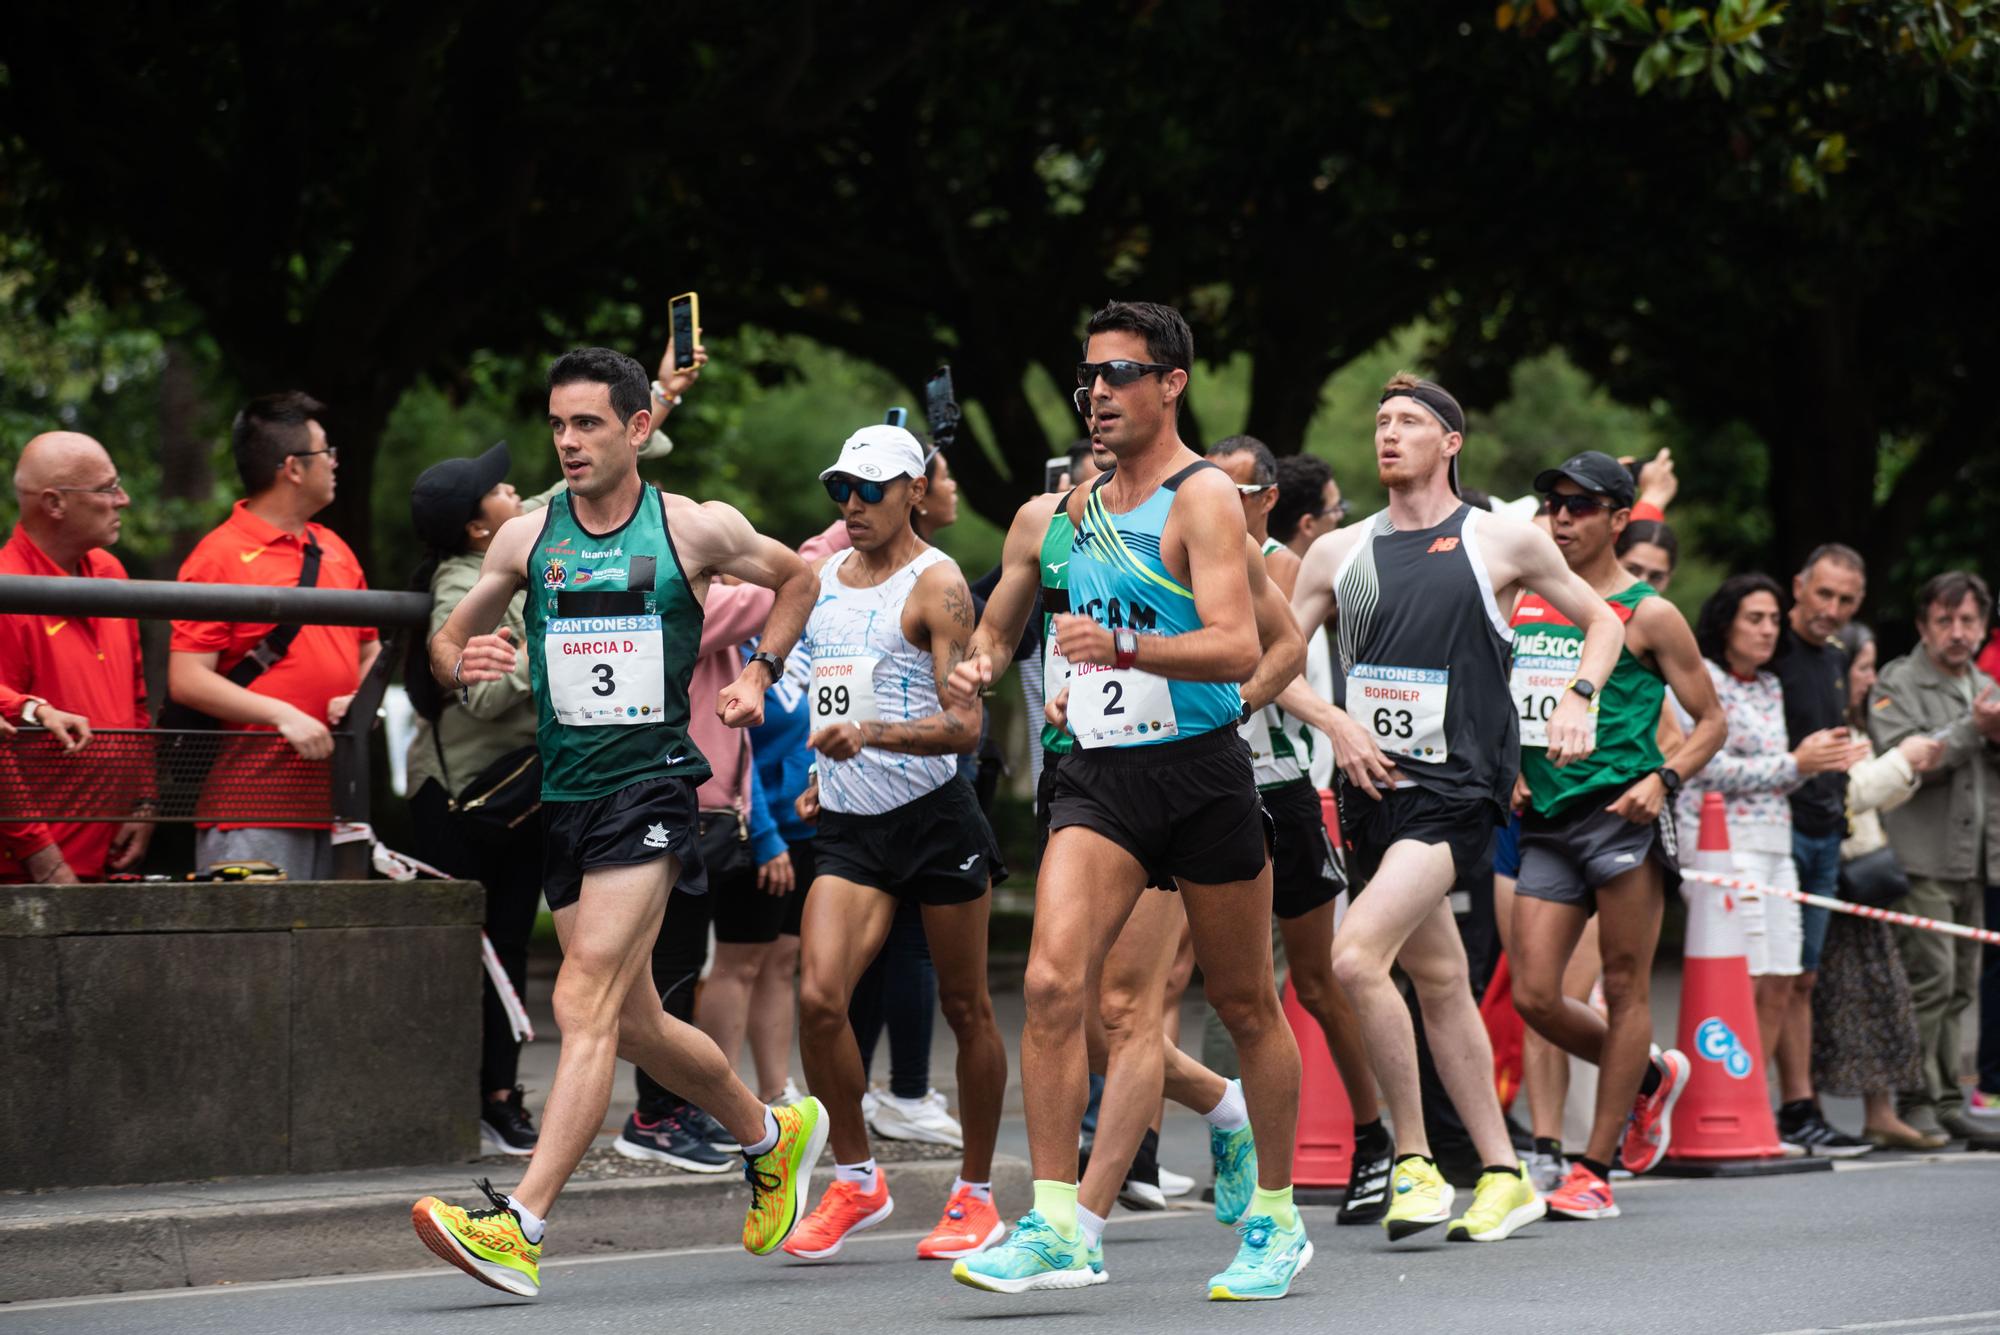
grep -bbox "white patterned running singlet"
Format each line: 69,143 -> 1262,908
805,546 -> 959,816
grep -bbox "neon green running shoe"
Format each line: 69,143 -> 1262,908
742,1096 -> 829,1255
1210,1098 -> 1258,1224
1207,1213 -> 1313,1301
1383,1155 -> 1454,1242
952,1211 -> 1106,1293
1447,1162 -> 1545,1242
412,1178 -> 541,1297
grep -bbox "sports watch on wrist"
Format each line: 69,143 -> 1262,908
1113,628 -> 1139,671
1654,765 -> 1683,797
1568,677 -> 1596,704
746,650 -> 784,683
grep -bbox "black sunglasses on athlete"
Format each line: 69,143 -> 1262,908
825,476 -> 891,505
1540,493 -> 1615,517
1075,359 -> 1174,389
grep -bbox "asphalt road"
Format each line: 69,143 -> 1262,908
8,1156 -> 1997,1335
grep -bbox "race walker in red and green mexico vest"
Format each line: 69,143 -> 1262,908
1508,581 -> 1665,819
524,487 -> 710,801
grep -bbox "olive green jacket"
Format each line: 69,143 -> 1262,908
1865,647 -> 2000,882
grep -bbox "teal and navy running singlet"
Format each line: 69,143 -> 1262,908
1063,462 -> 1240,748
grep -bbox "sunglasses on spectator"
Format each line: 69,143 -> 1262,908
54,477 -> 128,497
289,446 -> 338,462
1540,493 -> 1615,517
1235,483 -> 1271,496
825,476 -> 892,505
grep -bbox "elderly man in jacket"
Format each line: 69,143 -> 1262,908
1867,570 -> 2000,1145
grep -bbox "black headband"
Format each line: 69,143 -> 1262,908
1379,383 -> 1464,438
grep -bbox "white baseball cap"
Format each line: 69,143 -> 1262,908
820,424 -> 929,483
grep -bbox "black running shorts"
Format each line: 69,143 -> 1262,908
1048,726 -> 1270,888
1342,783 -> 1501,888
1263,778 -> 1343,921
1516,796 -> 1680,914
542,775 -> 706,912
814,778 -> 1004,906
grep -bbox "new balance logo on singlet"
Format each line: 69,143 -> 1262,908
1426,537 -> 1460,554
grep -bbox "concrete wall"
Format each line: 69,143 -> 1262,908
0,881 -> 484,1189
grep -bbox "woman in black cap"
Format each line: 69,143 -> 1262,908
405,441 -> 544,1157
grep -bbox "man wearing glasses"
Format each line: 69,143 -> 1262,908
0,431 -> 148,882
168,392 -> 378,880
1507,452 -> 1724,1221
953,302 -> 1311,1301
784,424 -> 1011,1265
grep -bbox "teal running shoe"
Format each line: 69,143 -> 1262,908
951,1211 -> 1106,1294
1207,1213 -> 1313,1301
1210,1107 -> 1258,1223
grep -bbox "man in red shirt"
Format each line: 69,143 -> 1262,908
0,432 -> 151,882
168,392 -> 379,880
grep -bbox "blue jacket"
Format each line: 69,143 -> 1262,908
747,641 -> 817,847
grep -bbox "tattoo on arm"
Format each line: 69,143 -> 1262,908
857,634 -> 977,755
943,582 -> 974,630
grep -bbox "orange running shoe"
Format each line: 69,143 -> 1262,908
1621,1047 -> 1690,1176
916,1186 -> 1006,1260
781,1174 -> 894,1259
1545,1162 -> 1620,1220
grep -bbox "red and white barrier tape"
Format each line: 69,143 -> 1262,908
338,822 -> 536,1042
1681,868 -> 2000,947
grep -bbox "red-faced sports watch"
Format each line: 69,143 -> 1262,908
1113,628 -> 1139,671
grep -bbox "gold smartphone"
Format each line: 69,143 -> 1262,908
670,292 -> 700,371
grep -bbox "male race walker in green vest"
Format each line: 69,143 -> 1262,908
1507,451 -> 1724,1220
412,347 -> 823,1298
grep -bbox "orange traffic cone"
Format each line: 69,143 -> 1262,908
1659,792 -> 1825,1177
1283,973 -> 1355,1191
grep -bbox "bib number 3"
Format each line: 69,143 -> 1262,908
1348,663 -> 1449,762
546,614 -> 667,726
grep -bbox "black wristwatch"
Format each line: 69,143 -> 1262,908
1568,678 -> 1597,704
1653,765 -> 1682,797
746,650 -> 784,683
1240,701 -> 1256,726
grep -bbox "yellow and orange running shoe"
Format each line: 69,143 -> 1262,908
781,1174 -> 894,1260
916,1186 -> 1006,1260
743,1096 -> 830,1256
411,1178 -> 541,1297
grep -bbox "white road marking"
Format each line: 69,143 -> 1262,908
1757,1310 -> 2000,1334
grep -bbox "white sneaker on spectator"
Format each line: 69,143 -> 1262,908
1525,1149 -> 1567,1194
779,1079 -> 803,1106
861,1086 -> 880,1126
869,1088 -> 965,1147
1158,1165 -> 1196,1199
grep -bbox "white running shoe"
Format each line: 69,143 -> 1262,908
1525,1150 -> 1567,1195
861,1086 -> 880,1126
868,1088 -> 965,1148
1158,1165 -> 1196,1199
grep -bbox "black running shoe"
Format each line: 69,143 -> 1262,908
681,1104 -> 741,1154
613,1111 -> 732,1173
479,1086 -> 539,1157
1782,1104 -> 1875,1160
1339,1124 -> 1394,1225
1118,1128 -> 1166,1211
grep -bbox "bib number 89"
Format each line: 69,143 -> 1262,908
815,685 -> 851,717
1372,707 -> 1414,741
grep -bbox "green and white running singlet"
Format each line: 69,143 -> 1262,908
524,487 -> 710,801
1039,499 -> 1077,758
1509,581 -> 1664,819
1236,537 -> 1307,790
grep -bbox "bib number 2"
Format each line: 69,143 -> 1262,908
1070,661 -> 1177,748
1348,663 -> 1449,762
546,615 -> 667,726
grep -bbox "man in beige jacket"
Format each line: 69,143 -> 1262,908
1866,570 -> 2000,1144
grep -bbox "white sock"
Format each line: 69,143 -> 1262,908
835,1158 -> 879,1193
742,1107 -> 781,1158
1076,1204 -> 1106,1250
505,1194 -> 545,1244
953,1177 -> 992,1203
1204,1079 -> 1250,1133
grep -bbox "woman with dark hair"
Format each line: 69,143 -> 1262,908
1616,519 -> 1679,594
1814,622 -> 1947,1147
1680,574 -> 1865,1070
404,442 -> 543,1157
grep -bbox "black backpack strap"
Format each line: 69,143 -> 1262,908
224,538 -> 322,688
